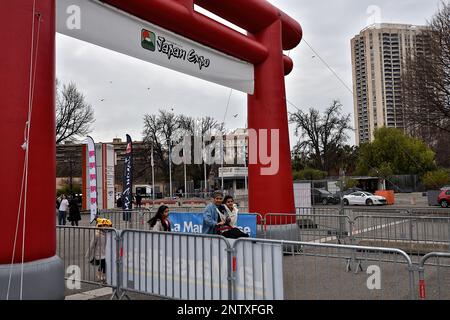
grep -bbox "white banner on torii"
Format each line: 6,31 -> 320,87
56,0 -> 255,94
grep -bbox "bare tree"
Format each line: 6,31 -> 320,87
178,115 -> 223,188
142,110 -> 181,183
402,2 -> 450,143
56,81 -> 95,144
142,111 -> 223,193
289,100 -> 353,174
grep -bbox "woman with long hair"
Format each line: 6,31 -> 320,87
221,195 -> 238,227
217,195 -> 249,239
148,205 -> 171,231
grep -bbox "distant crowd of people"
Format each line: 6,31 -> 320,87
56,194 -> 81,226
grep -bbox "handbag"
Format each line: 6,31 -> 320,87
221,227 -> 250,239
216,225 -> 234,235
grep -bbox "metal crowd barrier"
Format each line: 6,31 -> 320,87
57,223 -> 450,300
410,207 -> 450,217
119,230 -> 232,300
97,209 -> 154,231
263,213 -> 351,245
418,252 -> 450,300
351,215 -> 450,256
232,238 -> 415,300
263,211 -> 450,256
295,206 -> 450,219
56,226 -> 120,299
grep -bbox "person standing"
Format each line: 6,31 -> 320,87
147,205 -> 171,231
202,191 -> 226,235
58,194 -> 69,225
86,218 -> 112,283
135,193 -> 142,208
68,196 -> 81,226
116,196 -> 123,208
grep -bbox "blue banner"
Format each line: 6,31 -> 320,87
169,212 -> 258,238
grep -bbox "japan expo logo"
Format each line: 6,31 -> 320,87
141,29 -> 156,51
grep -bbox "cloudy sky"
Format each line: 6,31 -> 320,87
56,0 -> 442,146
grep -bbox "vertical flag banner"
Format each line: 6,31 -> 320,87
86,136 -> 98,223
122,134 -> 133,221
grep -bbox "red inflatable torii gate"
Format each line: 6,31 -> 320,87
0,0 -> 301,299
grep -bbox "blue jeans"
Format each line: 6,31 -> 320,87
58,210 -> 67,225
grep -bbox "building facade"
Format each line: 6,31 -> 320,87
351,23 -> 429,145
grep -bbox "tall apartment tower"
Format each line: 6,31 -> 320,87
351,23 -> 429,145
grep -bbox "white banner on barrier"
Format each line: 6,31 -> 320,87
116,232 -> 284,300
120,233 -> 229,300
233,240 -> 284,300
56,0 -> 255,94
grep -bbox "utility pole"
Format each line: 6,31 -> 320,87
339,167 -> 346,243
168,139 -> 173,199
204,155 -> 207,199
221,137 -> 224,193
151,145 -> 155,200
184,150 -> 187,198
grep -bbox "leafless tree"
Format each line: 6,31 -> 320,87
56,81 -> 95,144
402,2 -> 450,165
142,110 -> 181,183
289,100 -> 353,174
142,111 -> 223,193
178,115 -> 224,188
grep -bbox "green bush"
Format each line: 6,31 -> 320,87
422,170 -> 450,190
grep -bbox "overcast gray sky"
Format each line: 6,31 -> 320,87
56,0 -> 442,147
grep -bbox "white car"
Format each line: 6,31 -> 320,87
343,191 -> 387,206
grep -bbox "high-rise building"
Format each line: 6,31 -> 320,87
351,23 -> 429,145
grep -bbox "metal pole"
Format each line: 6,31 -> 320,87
244,142 -> 248,199
203,145 -> 207,199
151,146 -> 155,200
204,160 -> 207,199
339,168 -> 345,241
221,138 -> 224,193
184,162 -> 187,199
169,140 -> 173,199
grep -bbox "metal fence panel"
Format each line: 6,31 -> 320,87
279,240 -> 414,300
264,213 -> 351,245
56,226 -> 119,296
418,253 -> 450,300
119,230 -> 232,300
231,239 -> 284,300
352,215 -> 450,256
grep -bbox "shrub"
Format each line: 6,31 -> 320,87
422,170 -> 450,190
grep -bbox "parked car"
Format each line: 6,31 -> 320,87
333,187 -> 364,199
343,191 -> 387,206
441,185 -> 450,191
438,189 -> 450,208
312,188 -> 340,205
